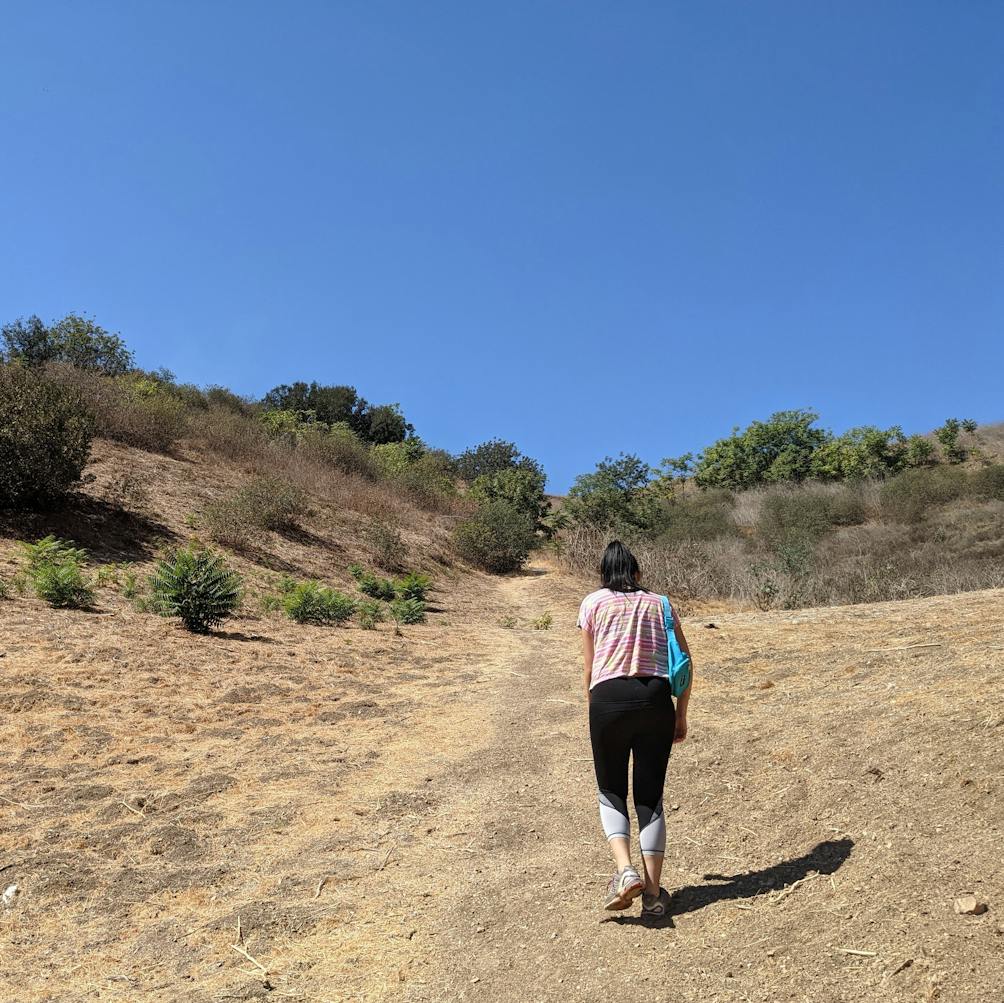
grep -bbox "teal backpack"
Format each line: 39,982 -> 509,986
659,595 -> 692,698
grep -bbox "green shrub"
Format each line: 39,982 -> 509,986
364,519 -> 404,570
757,492 -> 834,547
204,476 -> 307,548
394,572 -> 432,601
20,535 -> 88,570
235,476 -> 307,530
149,547 -> 242,633
656,491 -> 736,544
880,467 -> 969,523
390,596 -> 426,625
395,450 -> 459,510
357,571 -> 396,601
498,614 -> 517,628
0,364 -> 94,509
453,501 -> 537,574
122,570 -> 139,599
282,581 -> 356,625
347,563 -> 366,581
532,612 -> 553,630
356,598 -> 385,629
470,467 -> 549,530
31,560 -> 95,608
971,464 -> 1004,501
19,537 -> 94,608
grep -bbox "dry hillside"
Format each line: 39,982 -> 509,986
1,439 -> 1002,1002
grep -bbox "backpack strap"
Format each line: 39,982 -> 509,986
660,595 -> 673,636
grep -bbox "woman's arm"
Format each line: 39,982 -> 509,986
672,607 -> 693,741
581,629 -> 594,702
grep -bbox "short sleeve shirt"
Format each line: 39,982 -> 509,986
577,588 -> 669,690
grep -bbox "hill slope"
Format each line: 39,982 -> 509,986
1,538 -> 1001,1001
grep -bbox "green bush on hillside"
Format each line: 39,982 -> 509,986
356,571 -> 396,601
356,598 -> 385,629
471,466 -> 549,530
19,536 -> 94,608
282,581 -> 356,625
204,476 -> 307,549
389,596 -> 426,625
394,571 -> 432,601
149,547 -> 242,633
453,500 -> 537,574
0,365 -> 94,510
971,464 -> 1004,501
656,490 -> 737,545
880,466 -> 969,524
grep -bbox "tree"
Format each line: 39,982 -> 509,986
260,382 -> 412,443
809,426 -> 908,481
470,467 -> 549,531
564,453 -> 654,531
454,439 -> 543,483
2,314 -> 133,375
693,410 -> 829,489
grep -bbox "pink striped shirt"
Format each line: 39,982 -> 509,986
577,588 -> 669,690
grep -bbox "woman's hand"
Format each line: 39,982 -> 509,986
674,713 -> 688,743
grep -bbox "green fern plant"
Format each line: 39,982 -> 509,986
394,571 -> 432,601
357,571 -> 396,601
282,581 -> 356,625
389,597 -> 426,625
356,598 -> 385,630
149,547 -> 242,633
19,536 -> 88,571
18,536 -> 94,608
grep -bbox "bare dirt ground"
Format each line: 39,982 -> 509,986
2,544 -> 1002,1002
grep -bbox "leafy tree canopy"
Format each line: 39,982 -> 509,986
2,314 -> 134,376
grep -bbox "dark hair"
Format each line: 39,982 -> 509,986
600,540 -> 642,592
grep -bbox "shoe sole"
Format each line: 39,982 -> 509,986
604,878 -> 645,910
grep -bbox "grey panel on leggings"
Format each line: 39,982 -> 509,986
637,801 -> 666,855
598,791 -> 630,840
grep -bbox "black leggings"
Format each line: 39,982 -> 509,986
589,675 -> 675,855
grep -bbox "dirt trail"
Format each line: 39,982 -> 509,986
320,563 -> 1003,1003
2,561 -> 1002,1002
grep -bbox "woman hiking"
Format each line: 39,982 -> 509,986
577,541 -> 693,919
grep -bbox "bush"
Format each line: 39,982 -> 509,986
235,476 -> 307,530
364,518 -> 404,570
31,560 -> 95,608
149,547 -> 242,633
532,612 -> 553,630
356,598 -> 385,629
19,537 -> 94,608
971,464 -> 1004,501
390,596 -> 427,625
45,366 -> 187,452
656,491 -> 736,545
0,364 -> 94,509
394,571 -> 432,601
757,486 -> 866,549
880,467 -> 969,524
470,466 -> 549,530
204,476 -> 307,549
357,571 -> 396,601
282,581 -> 356,625
453,500 -> 537,574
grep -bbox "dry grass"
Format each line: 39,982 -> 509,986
1,554 -> 1000,1002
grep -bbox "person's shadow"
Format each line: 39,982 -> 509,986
606,837 -> 853,927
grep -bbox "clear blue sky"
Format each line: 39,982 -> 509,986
2,2 -> 1002,491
